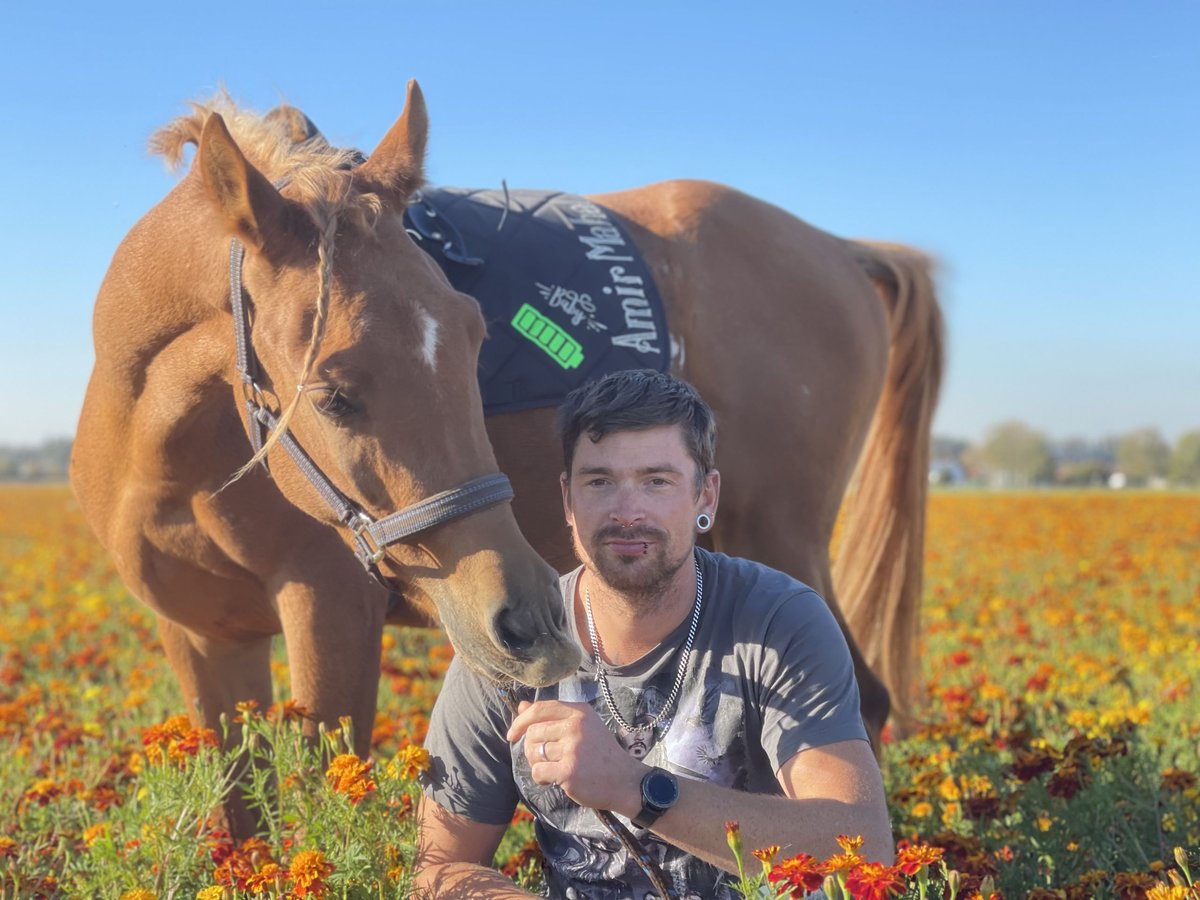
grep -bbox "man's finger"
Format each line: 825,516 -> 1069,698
506,699 -> 578,741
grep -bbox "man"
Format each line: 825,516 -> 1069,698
416,370 -> 892,899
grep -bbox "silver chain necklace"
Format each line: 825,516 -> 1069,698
583,555 -> 704,736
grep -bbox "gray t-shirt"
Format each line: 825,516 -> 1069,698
422,548 -> 867,899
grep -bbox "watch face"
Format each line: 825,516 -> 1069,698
643,770 -> 679,808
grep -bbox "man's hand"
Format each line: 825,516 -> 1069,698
507,699 -> 643,815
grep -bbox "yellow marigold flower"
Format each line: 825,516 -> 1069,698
1161,812 -> 1177,833
289,849 -> 335,898
0,836 -> 17,859
1145,886 -> 1190,900
752,845 -> 781,864
195,888 -> 226,900
911,801 -> 933,818
1036,815 -> 1053,832
119,891 -> 157,900
938,776 -> 961,801
824,851 -> 863,874
835,834 -> 864,853
83,823 -> 110,846
390,743 -> 431,781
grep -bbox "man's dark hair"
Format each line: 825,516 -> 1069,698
556,370 -> 717,491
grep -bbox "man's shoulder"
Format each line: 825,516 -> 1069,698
700,548 -> 821,607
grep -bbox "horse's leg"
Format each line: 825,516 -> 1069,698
274,570 -> 388,757
156,616 -> 274,837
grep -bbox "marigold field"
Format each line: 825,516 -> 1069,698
2,485 -> 1197,899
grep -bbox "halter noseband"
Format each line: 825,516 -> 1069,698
228,237 -> 514,580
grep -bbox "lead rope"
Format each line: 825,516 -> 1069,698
495,686 -> 677,900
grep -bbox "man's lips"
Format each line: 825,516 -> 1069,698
606,539 -> 652,555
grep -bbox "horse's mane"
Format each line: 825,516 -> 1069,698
153,93 -> 390,483
150,91 -> 382,232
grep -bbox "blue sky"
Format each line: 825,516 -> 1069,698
1,1 -> 1196,446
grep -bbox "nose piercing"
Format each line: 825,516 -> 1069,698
695,513 -> 713,532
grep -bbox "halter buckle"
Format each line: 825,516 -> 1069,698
349,511 -> 387,565
241,379 -> 268,410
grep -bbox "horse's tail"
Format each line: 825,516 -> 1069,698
834,241 -> 944,730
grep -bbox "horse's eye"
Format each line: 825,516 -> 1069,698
312,388 -> 355,419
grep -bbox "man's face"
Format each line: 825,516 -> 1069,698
561,425 -> 718,600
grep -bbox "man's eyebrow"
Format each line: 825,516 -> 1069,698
575,464 -> 686,476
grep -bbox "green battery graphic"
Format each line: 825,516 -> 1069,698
511,303 -> 584,369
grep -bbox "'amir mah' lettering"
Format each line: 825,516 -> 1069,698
563,200 -> 633,263
603,266 -> 660,355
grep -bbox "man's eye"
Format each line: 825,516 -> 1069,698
312,389 -> 355,419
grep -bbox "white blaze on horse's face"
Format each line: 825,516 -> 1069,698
416,307 -> 440,371
197,82 -> 579,687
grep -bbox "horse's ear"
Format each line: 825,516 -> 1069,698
356,79 -> 427,206
198,112 -> 294,254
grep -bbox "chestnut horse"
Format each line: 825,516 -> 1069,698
72,82 -> 941,832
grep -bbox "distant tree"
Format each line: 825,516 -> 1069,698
1169,430 -> 1200,485
1116,428 -> 1170,485
980,420 -> 1053,486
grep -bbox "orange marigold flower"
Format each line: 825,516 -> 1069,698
118,890 -> 157,900
392,743 -> 431,781
244,862 -> 283,894
267,699 -> 310,724
767,852 -> 828,894
234,699 -> 260,723
0,836 -> 17,859
1160,768 -> 1197,793
1112,871 -> 1158,899
23,778 -> 63,806
326,753 -> 377,804
845,862 -> 905,900
896,842 -> 944,876
289,849 -> 335,898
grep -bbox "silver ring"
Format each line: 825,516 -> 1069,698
539,741 -> 548,762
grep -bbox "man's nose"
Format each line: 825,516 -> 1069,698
610,485 -> 646,526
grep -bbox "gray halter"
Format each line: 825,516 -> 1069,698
227,238 -> 514,580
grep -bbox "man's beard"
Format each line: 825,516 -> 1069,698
573,523 -> 693,609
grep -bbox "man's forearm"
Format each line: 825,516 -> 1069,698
634,782 -> 893,873
607,766 -> 894,874
413,862 -> 539,899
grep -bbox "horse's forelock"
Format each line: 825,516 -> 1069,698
148,93 -> 380,233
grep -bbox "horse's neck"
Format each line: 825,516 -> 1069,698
89,178 -> 240,473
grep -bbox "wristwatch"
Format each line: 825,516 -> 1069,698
633,766 -> 679,829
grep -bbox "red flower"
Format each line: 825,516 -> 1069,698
844,862 -> 905,900
767,852 -> 828,895
896,842 -> 944,876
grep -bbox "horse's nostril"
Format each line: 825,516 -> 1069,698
493,607 -> 536,659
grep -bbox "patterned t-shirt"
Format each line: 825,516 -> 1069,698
422,548 -> 868,899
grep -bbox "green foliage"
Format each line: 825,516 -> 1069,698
979,420 -> 1054,485
1116,428 -> 1170,484
1169,430 -> 1200,485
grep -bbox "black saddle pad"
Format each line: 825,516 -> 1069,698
404,187 -> 669,415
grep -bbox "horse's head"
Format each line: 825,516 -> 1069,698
167,83 -> 579,686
